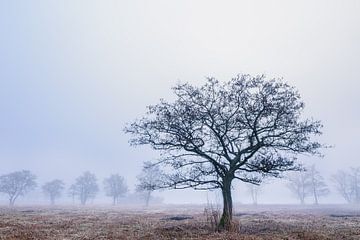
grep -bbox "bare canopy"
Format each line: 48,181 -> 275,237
103,174 -> 128,205
42,179 -> 65,205
125,74 -> 323,230
0,170 -> 37,206
70,171 -> 99,205
332,167 -> 360,204
136,161 -> 165,207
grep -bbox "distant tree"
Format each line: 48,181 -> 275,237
68,184 -> 77,204
42,179 -> 65,205
136,161 -> 165,207
71,171 -> 99,205
332,168 -> 360,204
349,167 -> 360,204
126,75 -> 324,230
246,183 -> 261,205
287,171 -> 311,204
103,174 -> 128,205
245,175 -> 270,205
332,170 -> 353,203
307,165 -> 329,204
0,170 -> 37,206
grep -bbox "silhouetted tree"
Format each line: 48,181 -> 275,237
0,170 -> 37,206
104,174 -> 128,205
125,74 -> 323,230
332,168 -> 360,204
136,161 -> 165,206
71,171 -> 99,205
307,165 -> 329,204
42,179 -> 65,205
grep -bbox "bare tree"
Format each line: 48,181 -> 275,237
287,171 -> 311,204
332,168 -> 360,204
0,170 -> 37,206
307,165 -> 329,204
136,161 -> 165,207
71,171 -> 99,205
103,174 -> 128,205
42,179 -> 65,205
125,74 -> 323,230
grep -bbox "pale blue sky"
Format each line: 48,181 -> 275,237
0,0 -> 359,204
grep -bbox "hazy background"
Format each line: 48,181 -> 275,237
0,0 -> 359,204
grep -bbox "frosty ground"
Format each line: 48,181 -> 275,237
0,204 -> 359,240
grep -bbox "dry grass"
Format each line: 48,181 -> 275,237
0,205 -> 359,239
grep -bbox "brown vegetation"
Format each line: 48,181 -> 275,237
0,205 -> 359,240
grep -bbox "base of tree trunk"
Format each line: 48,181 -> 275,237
217,217 -> 239,232
218,213 -> 239,232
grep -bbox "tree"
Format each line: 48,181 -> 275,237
245,174 -> 268,205
103,174 -> 128,205
246,183 -> 261,205
307,165 -> 329,204
68,184 -> 77,204
42,179 -> 65,205
71,171 -> 99,205
136,161 -> 165,207
332,168 -> 360,204
287,166 -> 329,205
287,171 -> 311,204
0,170 -> 37,206
125,74 -> 323,230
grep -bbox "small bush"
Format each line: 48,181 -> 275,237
203,204 -> 221,231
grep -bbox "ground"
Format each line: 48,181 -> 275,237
0,204 -> 359,240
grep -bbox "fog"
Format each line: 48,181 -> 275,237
0,0 -> 359,205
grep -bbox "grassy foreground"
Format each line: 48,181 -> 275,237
0,204 -> 359,240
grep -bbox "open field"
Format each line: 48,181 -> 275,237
0,205 -> 359,240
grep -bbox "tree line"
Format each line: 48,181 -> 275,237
285,165 -> 359,205
242,164 -> 360,205
1,164 -> 359,206
0,165 -> 162,206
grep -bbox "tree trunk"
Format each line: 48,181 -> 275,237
299,189 -> 305,204
219,180 -> 233,231
313,189 -> 318,205
9,198 -> 15,207
145,190 -> 151,207
9,194 -> 17,207
311,175 -> 318,205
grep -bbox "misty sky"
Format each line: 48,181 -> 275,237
0,0 -> 359,204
